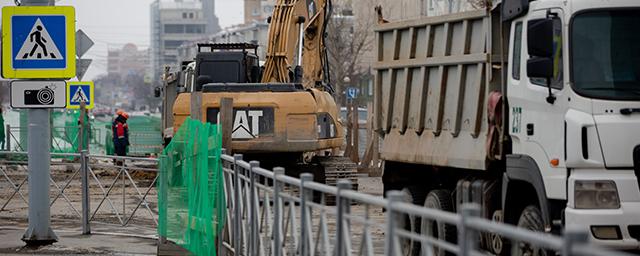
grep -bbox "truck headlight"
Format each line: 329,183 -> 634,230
575,180 -> 620,209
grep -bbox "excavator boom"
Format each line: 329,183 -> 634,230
261,0 -> 331,90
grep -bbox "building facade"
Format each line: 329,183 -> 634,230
107,43 -> 149,79
244,0 -> 276,25
150,0 -> 221,85
177,22 -> 270,65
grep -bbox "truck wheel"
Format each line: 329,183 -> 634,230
397,188 -> 419,256
421,189 -> 456,256
512,205 -> 548,256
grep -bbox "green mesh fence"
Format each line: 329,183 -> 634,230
104,115 -> 162,156
3,110 -> 162,158
158,117 -> 226,255
51,110 -> 92,155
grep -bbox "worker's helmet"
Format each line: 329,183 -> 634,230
116,109 -> 129,120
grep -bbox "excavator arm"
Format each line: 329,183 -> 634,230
261,0 -> 332,90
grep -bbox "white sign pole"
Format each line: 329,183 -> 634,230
21,0 -> 58,246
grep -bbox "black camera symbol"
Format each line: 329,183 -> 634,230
24,86 -> 54,105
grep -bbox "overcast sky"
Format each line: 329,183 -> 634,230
0,0 -> 244,81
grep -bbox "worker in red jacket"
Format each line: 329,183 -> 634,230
112,110 -> 129,165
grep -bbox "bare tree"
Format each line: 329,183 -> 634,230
325,3 -> 376,106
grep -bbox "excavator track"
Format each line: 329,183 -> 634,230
245,154 -> 359,205
314,156 -> 359,205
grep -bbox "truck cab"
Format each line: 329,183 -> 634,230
375,0 -> 640,253
506,0 -> 640,248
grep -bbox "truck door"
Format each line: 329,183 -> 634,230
507,8 -> 568,200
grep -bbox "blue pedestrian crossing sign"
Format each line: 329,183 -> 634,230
2,6 -> 76,79
66,81 -> 94,109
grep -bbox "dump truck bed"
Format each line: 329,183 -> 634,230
374,9 -> 502,171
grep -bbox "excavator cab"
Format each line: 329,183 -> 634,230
194,43 -> 261,91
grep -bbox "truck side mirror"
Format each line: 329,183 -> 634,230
527,57 -> 553,78
527,17 -> 557,104
154,87 -> 161,98
527,18 -> 554,58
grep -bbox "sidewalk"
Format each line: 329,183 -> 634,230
0,219 -> 157,255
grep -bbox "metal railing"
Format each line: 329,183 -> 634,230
219,153 -> 634,256
0,151 -> 158,233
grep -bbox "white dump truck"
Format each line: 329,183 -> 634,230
375,0 -> 640,254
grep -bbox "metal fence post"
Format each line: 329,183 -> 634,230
80,150 -> 90,234
335,179 -> 352,256
385,191 -> 404,256
459,204 -> 481,256
273,167 -> 285,256
233,154 -> 243,254
562,229 -> 588,256
299,173 -> 313,256
158,155 -> 168,245
5,124 -> 10,151
249,160 -> 260,256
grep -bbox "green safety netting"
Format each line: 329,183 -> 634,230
158,117 -> 226,255
104,115 -> 163,156
3,110 -> 163,159
51,110 -> 92,155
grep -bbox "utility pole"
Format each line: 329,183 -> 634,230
21,0 -> 59,246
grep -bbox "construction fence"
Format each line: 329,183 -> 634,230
2,110 -> 163,156
157,118 -> 226,256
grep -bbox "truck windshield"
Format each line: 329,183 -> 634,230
571,10 -> 640,100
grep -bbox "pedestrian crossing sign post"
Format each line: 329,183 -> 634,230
66,81 -> 94,109
2,6 -> 76,79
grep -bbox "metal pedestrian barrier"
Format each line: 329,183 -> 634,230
219,153 -> 634,256
0,151 -> 158,234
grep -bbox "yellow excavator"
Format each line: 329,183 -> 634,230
169,0 -> 357,189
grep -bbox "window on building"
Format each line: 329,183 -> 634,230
164,40 -> 185,49
189,12 -> 194,19
164,24 -> 185,33
186,24 -> 205,34
183,12 -> 188,19
163,55 -> 177,65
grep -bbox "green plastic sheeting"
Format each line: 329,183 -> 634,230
158,117 -> 226,255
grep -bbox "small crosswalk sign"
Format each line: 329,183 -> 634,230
2,6 -> 76,79
67,81 -> 94,109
